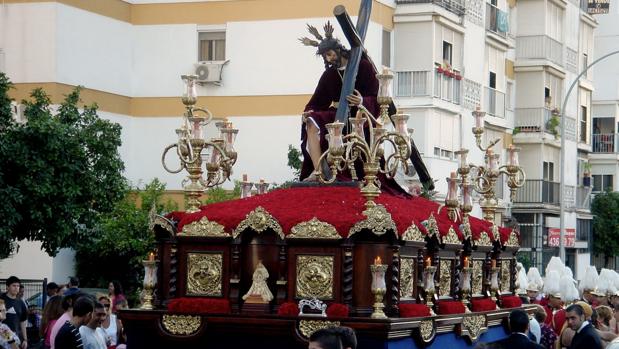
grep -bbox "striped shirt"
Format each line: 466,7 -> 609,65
54,321 -> 83,349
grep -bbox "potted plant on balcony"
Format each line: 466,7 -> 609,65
583,162 -> 592,187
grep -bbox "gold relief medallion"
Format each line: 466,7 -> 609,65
187,252 -> 223,296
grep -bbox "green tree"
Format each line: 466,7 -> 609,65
74,179 -> 177,305
0,73 -> 125,257
591,190 -> 619,267
287,144 -> 302,178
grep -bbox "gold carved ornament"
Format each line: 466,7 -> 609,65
472,260 -> 483,295
439,260 -> 452,297
400,258 -> 416,298
233,206 -> 284,239
443,226 -> 461,245
289,218 -> 340,239
402,223 -> 425,242
419,320 -> 435,342
181,216 -> 228,237
475,231 -> 493,247
506,230 -> 519,247
460,315 -> 487,341
422,213 -> 440,241
500,260 -> 512,293
186,253 -> 223,296
298,320 -> 340,339
161,314 -> 202,336
349,204 -> 397,237
296,255 -> 334,299
460,216 -> 473,241
491,225 -> 500,241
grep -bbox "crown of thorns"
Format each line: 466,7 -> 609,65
298,21 -> 346,55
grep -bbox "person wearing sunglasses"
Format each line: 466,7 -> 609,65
98,296 -> 125,349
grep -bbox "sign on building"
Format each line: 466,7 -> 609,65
548,228 -> 576,247
587,0 -> 610,15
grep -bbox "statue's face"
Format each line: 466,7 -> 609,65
323,49 -> 338,65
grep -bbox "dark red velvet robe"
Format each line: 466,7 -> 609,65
299,57 -> 408,196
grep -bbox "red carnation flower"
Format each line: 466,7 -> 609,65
277,302 -> 299,316
326,303 -> 349,318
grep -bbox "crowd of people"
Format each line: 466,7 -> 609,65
0,276 -> 127,349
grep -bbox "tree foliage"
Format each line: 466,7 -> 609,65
287,144 -> 302,178
0,73 -> 125,257
74,179 -> 177,305
591,190 -> 619,267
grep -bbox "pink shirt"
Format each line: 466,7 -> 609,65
44,319 -> 57,346
50,312 -> 71,349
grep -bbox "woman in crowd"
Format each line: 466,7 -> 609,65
308,326 -> 357,349
107,281 -> 125,314
39,296 -> 64,349
0,300 -> 20,349
99,296 -> 125,349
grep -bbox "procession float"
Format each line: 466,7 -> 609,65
119,1 -> 531,348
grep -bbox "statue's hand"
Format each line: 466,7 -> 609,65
302,110 -> 313,123
346,90 -> 363,106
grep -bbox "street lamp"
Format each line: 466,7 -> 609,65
558,49 -> 619,261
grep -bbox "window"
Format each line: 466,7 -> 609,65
199,32 -> 225,61
593,174 -> 613,192
443,41 -> 453,67
489,71 -> 496,89
583,53 -> 588,78
580,105 -> 587,143
545,87 -> 551,106
543,161 -> 554,181
382,30 -> 391,67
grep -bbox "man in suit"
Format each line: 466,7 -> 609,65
490,309 -> 544,349
566,303 -> 603,349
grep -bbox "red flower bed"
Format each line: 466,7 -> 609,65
500,295 -> 523,308
326,303 -> 349,318
400,303 -> 432,317
277,301 -> 299,316
167,298 -> 231,314
437,300 -> 466,315
471,298 -> 497,312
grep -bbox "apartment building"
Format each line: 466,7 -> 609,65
510,0 -> 597,275
0,0 -> 598,279
591,0 -> 619,268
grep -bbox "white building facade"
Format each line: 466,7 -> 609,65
0,0 -> 597,280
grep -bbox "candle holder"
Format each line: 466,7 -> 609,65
445,173 -> 460,221
161,75 -> 239,213
423,266 -> 437,308
370,263 -> 388,319
460,267 -> 472,307
141,259 -> 158,310
489,267 -> 500,301
255,179 -> 269,195
240,179 -> 253,199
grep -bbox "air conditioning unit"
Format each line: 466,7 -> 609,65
194,60 -> 229,85
10,101 -> 26,124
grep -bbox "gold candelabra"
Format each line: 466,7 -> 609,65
161,75 -> 239,213
316,69 -> 413,208
448,107 -> 526,223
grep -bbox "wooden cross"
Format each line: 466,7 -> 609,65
333,0 -> 372,123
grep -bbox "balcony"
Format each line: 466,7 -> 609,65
396,0 -> 466,16
575,186 -> 592,210
485,3 -> 509,38
484,87 -> 505,118
394,70 -> 461,105
592,133 -> 618,153
513,180 -> 559,205
514,108 -> 554,133
516,35 -> 563,67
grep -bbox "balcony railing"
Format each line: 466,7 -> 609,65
484,87 -> 505,118
396,0 -> 466,15
516,35 -> 563,66
395,70 -> 461,105
575,186 -> 592,210
514,108 -> 553,133
592,133 -> 618,153
485,3 -> 508,38
513,180 -> 560,204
